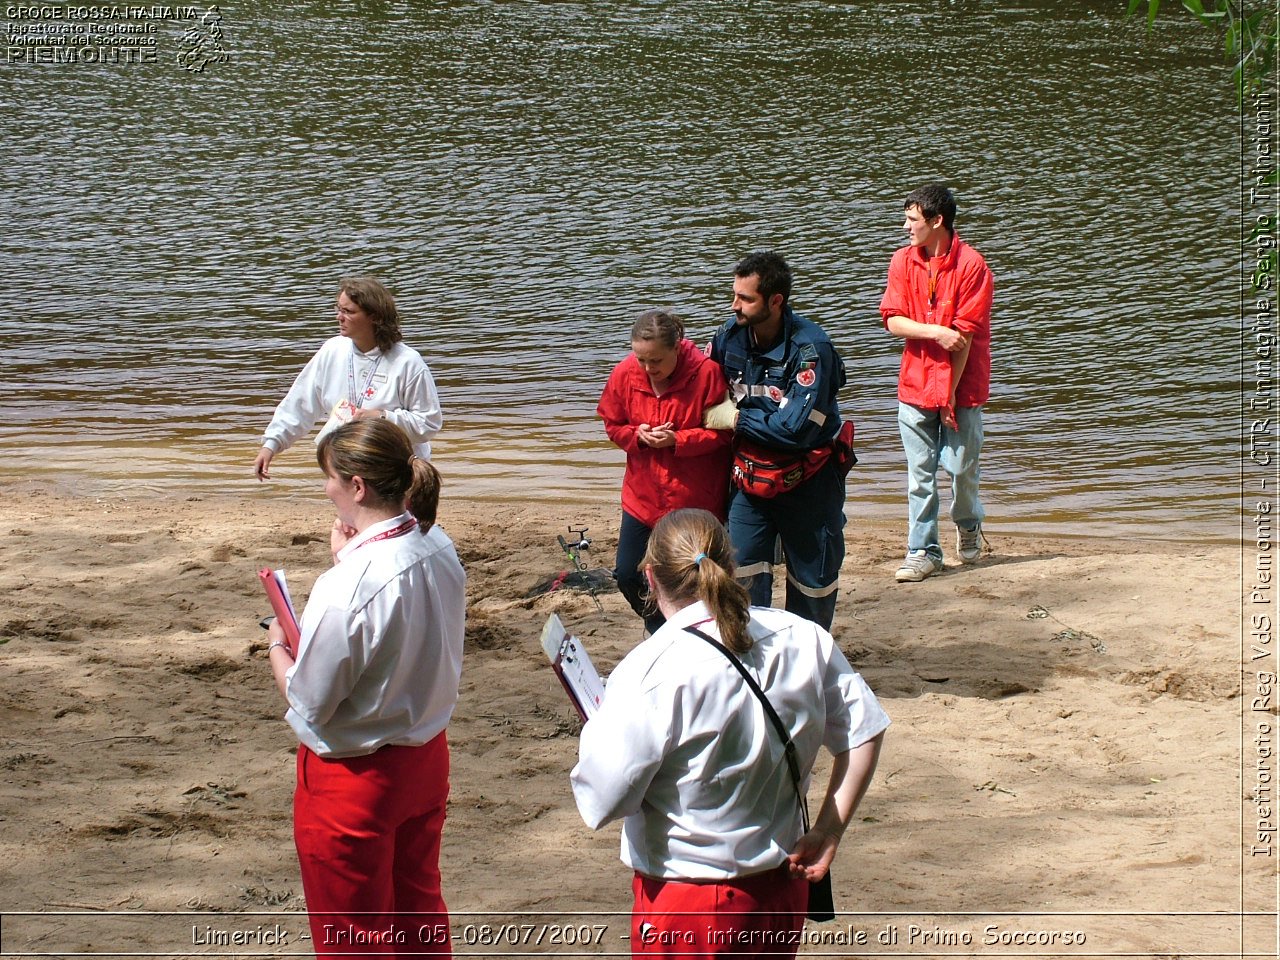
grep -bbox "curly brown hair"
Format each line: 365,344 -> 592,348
338,276 -> 403,351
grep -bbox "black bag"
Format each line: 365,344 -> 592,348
685,626 -> 838,923
807,871 -> 835,923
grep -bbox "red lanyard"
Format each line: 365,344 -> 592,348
352,517 -> 418,552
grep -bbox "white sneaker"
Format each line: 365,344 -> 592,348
895,550 -> 942,583
957,524 -> 984,564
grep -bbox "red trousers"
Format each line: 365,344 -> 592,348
631,864 -> 807,957
294,733 -> 452,956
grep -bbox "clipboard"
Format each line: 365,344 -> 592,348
258,568 -> 301,656
539,613 -> 605,722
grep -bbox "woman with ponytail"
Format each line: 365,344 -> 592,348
264,417 -> 464,955
571,509 -> 888,957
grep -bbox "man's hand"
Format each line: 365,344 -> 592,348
934,326 -> 967,352
702,395 -> 738,431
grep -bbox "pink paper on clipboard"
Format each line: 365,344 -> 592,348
258,568 -> 301,656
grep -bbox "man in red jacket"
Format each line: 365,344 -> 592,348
880,184 -> 994,583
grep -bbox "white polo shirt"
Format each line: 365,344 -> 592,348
571,600 -> 889,880
285,514 -> 465,759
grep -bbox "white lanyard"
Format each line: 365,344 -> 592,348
347,349 -> 383,409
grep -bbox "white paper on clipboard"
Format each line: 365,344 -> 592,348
539,613 -> 605,721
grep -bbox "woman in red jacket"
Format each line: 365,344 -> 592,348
598,309 -> 733,633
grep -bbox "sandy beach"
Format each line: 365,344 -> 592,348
0,484 -> 1252,957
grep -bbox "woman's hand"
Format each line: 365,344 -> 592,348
330,518 -> 358,558
787,827 -> 839,882
253,447 -> 274,481
637,422 -> 675,448
350,407 -> 386,421
646,423 -> 676,448
265,618 -> 295,699
787,736 -> 884,883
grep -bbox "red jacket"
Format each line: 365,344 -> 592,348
597,339 -> 733,527
879,235 -> 994,408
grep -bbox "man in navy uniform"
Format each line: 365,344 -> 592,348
704,251 -> 848,630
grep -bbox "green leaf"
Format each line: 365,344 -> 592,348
1124,1 -> 1278,105
1186,0 -> 1226,22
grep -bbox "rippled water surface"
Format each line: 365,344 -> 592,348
2,0 -> 1240,540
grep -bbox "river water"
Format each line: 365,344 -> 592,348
1,0 -> 1240,541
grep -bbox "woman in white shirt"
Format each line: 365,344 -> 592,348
254,276 -> 443,481
264,417 -> 464,955
571,508 -> 888,957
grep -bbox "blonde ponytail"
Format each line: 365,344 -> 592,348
643,509 -> 752,653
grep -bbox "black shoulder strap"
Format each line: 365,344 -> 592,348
685,625 -> 810,832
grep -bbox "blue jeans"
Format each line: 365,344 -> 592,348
614,511 -> 665,634
898,402 -> 984,561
